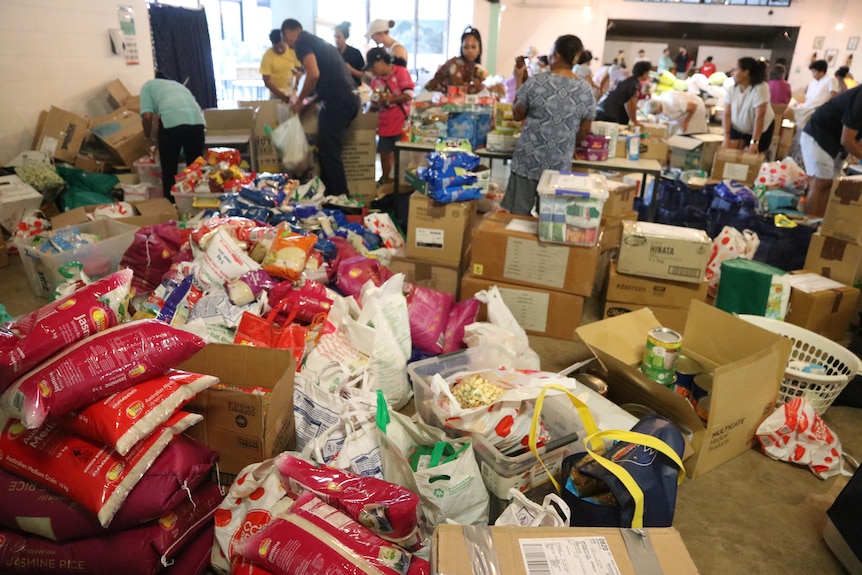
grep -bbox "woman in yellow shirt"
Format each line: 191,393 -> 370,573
260,29 -> 300,102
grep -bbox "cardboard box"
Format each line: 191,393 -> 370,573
776,118 -> 795,159
180,344 -> 296,480
0,175 -> 43,233
73,153 -> 107,173
602,300 -> 691,334
388,254 -> 461,297
469,212 -> 599,297
615,135 -> 669,164
618,220 -> 711,284
710,148 -> 764,186
106,79 -> 134,109
241,100 -> 282,173
432,525 -> 699,575
822,176 -> 862,245
577,301 -> 792,478
461,274 -> 584,340
343,112 -> 379,203
51,198 -> 177,229
599,210 -> 638,252
0,235 -> 8,268
666,133 -> 724,173
606,261 -> 709,307
785,271 -> 860,341
803,232 -> 862,287
89,108 -> 150,166
32,107 -> 89,164
406,193 -> 476,267
203,107 -> 254,148
604,179 -> 637,217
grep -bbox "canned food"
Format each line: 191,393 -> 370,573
691,373 -> 713,422
674,355 -> 702,399
640,327 -> 682,385
695,394 -> 711,422
577,373 -> 609,397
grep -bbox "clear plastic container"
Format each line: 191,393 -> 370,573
536,170 -> 609,246
133,157 -> 162,187
173,191 -> 222,218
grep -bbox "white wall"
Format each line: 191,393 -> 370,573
0,0 -> 157,165
482,0 -> 859,91
602,41 -> 669,68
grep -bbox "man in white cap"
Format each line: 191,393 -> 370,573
365,19 -> 408,67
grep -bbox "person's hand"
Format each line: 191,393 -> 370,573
723,136 -> 731,148
289,98 -> 303,114
747,143 -> 759,154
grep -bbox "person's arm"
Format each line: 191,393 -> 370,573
141,112 -> 157,141
748,102 -> 767,153
841,126 -> 862,158
262,74 -> 291,102
626,94 -> 641,127
292,53 -> 320,112
576,119 -> 592,144
514,57 -> 529,90
723,102 -> 733,147
681,101 -> 698,132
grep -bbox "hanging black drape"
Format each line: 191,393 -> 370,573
148,4 -> 217,110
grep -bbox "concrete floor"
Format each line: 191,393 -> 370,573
2,249 -> 859,574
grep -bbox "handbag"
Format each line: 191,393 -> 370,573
529,384 -> 686,529
234,297 -> 307,368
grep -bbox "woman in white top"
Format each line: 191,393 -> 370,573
365,19 -> 408,67
723,57 -> 775,154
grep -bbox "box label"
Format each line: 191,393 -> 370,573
497,286 -> 549,332
722,162 -> 749,181
503,237 -> 568,290
40,137 -> 58,155
519,537 -> 619,575
415,227 -> 444,249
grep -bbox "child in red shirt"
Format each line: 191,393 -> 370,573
366,47 -> 414,185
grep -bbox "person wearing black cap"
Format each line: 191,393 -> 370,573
366,47 -> 414,185
281,18 -> 359,197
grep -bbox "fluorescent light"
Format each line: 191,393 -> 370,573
836,21 -> 845,30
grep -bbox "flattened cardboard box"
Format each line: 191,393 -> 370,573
180,344 -> 296,479
804,232 -> 862,287
461,274 -> 584,340
821,176 -> 862,245
606,260 -> 709,307
406,193 -> 476,267
33,107 -> 89,164
388,254 -> 461,297
469,212 -> 599,297
433,525 -> 699,575
784,270 -> 860,342
577,301 -> 791,478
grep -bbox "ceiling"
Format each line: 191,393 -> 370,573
606,19 -> 798,47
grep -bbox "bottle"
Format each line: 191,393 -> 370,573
627,126 -> 641,161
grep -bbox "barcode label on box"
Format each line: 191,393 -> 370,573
519,537 -> 620,575
668,265 -> 702,278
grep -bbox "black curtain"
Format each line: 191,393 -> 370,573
148,4 -> 217,110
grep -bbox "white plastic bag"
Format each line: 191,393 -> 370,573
495,488 -> 570,527
272,114 -> 311,172
302,405 -> 384,479
465,286 -> 540,370
705,226 -> 759,298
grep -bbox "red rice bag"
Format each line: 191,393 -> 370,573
408,557 -> 431,575
442,298 -> 480,353
276,454 -> 421,544
0,411 -> 200,527
164,524 -> 216,575
0,269 -> 133,390
262,230 -> 317,281
336,255 -> 394,297
269,279 -> 334,324
0,482 -> 222,575
405,283 -> 453,355
0,319 -> 206,429
120,222 -> 183,295
56,369 -> 218,455
327,236 -> 361,283
236,492 -> 412,575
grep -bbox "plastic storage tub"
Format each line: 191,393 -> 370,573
407,345 -> 637,522
173,191 -> 222,218
133,157 -> 163,187
536,170 -> 608,246
15,219 -> 138,298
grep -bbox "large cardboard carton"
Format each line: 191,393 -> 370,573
785,271 -> 860,341
469,212 -> 599,297
388,253 -> 461,297
203,107 -> 254,148
666,133 -> 724,173
343,112 -> 378,202
180,344 -> 296,480
433,525 -> 699,575
615,134 -> 668,164
577,301 -> 792,478
602,301 -> 690,334
599,210 -> 638,252
50,198 -> 177,229
73,153 -> 107,174
617,220 -> 711,284
803,232 -> 862,287
710,148 -> 764,186
461,274 -> 584,340
32,107 -> 89,164
603,179 -> 638,217
821,176 -> 862,245
106,79 -> 136,110
606,261 -> 709,307
406,193 -> 476,267
89,108 -> 150,167
0,175 -> 43,233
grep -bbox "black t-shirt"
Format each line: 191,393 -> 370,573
595,76 -> 640,124
294,31 -> 356,105
340,45 -> 365,87
805,85 -> 862,157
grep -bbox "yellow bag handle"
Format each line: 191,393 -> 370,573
582,428 -> 686,529
529,384 -> 603,493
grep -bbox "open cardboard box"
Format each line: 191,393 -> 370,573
577,300 -> 792,478
51,198 -> 178,229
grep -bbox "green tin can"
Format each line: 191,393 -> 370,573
641,327 -> 682,385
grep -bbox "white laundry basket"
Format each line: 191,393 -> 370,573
739,315 -> 862,415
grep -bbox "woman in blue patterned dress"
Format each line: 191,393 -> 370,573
501,34 -> 596,215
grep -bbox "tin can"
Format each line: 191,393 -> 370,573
691,374 -> 713,422
577,373 -> 609,397
640,327 -> 682,385
674,356 -> 702,399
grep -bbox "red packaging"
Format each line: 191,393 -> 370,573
1,319 -> 206,428
164,524 -> 216,575
236,492 -> 412,575
120,223 -> 183,295
275,454 -> 420,544
408,557 -> 431,575
441,298 -> 480,353
0,482 -> 222,575
0,411 -> 199,527
269,279 -> 334,324
336,255 -> 394,297
405,283 -> 453,355
57,369 -> 218,455
206,147 -> 242,166
0,269 -> 133,390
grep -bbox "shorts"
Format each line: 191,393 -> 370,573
729,121 -> 775,154
500,172 -> 539,216
377,135 -> 400,153
801,132 -> 844,179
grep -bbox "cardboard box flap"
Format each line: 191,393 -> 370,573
179,343 -> 293,389
666,135 -> 703,151
107,79 -> 133,108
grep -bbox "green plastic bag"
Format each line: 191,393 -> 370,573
55,167 -> 119,210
